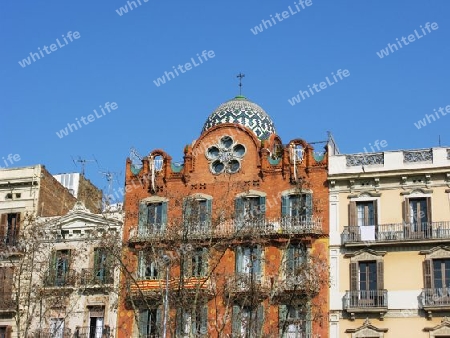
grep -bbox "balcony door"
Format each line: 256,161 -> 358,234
89,316 -> 103,338
406,197 -> 431,236
350,260 -> 384,308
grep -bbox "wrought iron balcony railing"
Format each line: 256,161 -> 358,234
225,273 -> 269,296
74,326 -> 110,338
43,269 -> 77,287
342,222 -> 450,244
343,290 -> 388,310
420,288 -> 450,308
80,268 -> 113,286
27,328 -> 71,338
130,216 -> 322,242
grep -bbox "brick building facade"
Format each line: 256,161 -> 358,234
118,96 -> 330,337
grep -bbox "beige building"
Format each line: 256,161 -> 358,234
0,166 -> 103,338
329,146 -> 450,337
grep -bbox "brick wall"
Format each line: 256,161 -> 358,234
77,175 -> 102,213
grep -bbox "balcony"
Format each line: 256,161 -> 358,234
74,326 -> 110,338
43,270 -> 77,288
80,268 -> 113,286
27,328 -> 72,338
344,290 -> 388,318
342,222 -> 450,246
271,275 -> 316,302
420,288 -> 450,313
129,216 -> 322,243
224,273 -> 270,301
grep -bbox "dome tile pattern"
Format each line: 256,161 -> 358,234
202,96 -> 276,140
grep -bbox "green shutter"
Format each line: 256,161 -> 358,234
253,246 -> 262,278
161,202 -> 168,230
259,196 -> 266,219
236,247 -> 243,273
278,305 -> 287,336
138,203 -> 148,232
202,248 -> 209,277
282,195 -> 289,217
232,305 -> 240,336
138,251 -> 144,279
176,308 -> 182,336
156,308 -> 162,336
183,198 -> 192,225
257,305 -> 264,336
235,197 -> 244,220
286,246 -> 294,275
139,310 -> 148,336
200,305 -> 208,335
305,194 -> 312,218
206,199 -> 212,228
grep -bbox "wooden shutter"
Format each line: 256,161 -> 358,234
138,251 -> 145,278
0,214 -> 7,241
350,262 -> 358,291
259,196 -> 266,219
305,194 -> 312,218
205,199 -> 212,227
278,305 -> 287,336
156,308 -> 162,336
253,246 -> 262,279
183,252 -> 192,278
0,267 -> 13,295
183,198 -> 192,224
139,310 -> 148,336
235,197 -> 244,220
256,304 -> 264,335
372,201 -> 378,226
349,201 -> 357,226
426,197 -> 432,224
176,308 -> 183,336
5,326 -> 12,338
138,203 -> 148,230
235,247 -> 243,273
232,305 -> 240,336
286,246 -> 294,275
281,196 -> 289,216
161,202 -> 168,230
201,248 -> 208,277
404,198 -> 411,224
200,305 -> 208,334
376,261 -> 384,290
423,259 -> 432,289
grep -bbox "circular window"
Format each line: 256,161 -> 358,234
206,146 -> 220,160
221,136 -> 233,149
211,160 -> 225,174
233,144 -> 246,158
228,159 -> 240,173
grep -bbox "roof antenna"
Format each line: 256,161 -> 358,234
236,73 -> 245,96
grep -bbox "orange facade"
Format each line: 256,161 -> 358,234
117,96 -> 329,338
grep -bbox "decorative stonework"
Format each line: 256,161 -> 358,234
403,149 -> 433,163
202,96 -> 276,140
345,318 -> 388,337
205,136 -> 246,175
346,154 -> 384,167
447,149 -> 450,160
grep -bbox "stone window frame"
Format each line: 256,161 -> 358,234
345,318 -> 388,337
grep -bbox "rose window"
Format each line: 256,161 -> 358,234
206,136 -> 246,174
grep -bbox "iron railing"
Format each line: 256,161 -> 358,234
420,288 -> 450,308
130,216 -> 322,242
80,268 -> 113,286
74,326 -> 110,338
343,290 -> 388,309
342,222 -> 450,244
27,328 -> 71,338
43,269 -> 77,287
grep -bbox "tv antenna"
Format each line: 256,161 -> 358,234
71,156 -> 97,176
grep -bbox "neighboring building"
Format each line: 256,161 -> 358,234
25,202 -> 123,338
54,173 -> 103,214
117,95 -> 330,337
0,165 -> 103,338
329,147 -> 450,337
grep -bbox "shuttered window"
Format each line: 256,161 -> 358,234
138,251 -> 159,280
0,267 -> 13,307
0,213 -> 20,246
405,197 -> 432,232
349,201 -> 377,226
285,244 -> 306,276
349,260 -> 384,291
48,250 -> 71,286
183,248 -> 208,278
235,246 -> 262,278
279,304 -> 310,337
176,305 -> 208,336
232,304 -> 264,337
139,308 -> 162,337
183,198 -> 212,229
281,194 -> 312,218
138,202 -> 167,233
235,196 -> 266,220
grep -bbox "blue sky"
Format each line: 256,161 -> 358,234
1,0 -> 449,197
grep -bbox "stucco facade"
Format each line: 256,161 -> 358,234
329,147 -> 450,337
